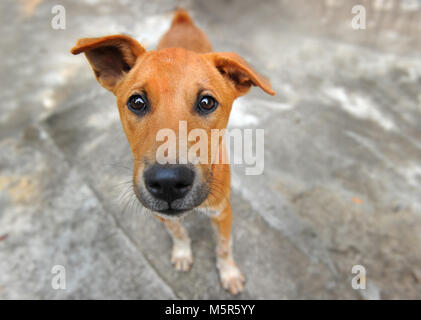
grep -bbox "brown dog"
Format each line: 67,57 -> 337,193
71,9 -> 274,295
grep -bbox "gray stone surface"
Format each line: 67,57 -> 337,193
1,0 -> 421,299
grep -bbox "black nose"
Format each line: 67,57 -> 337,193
144,164 -> 195,203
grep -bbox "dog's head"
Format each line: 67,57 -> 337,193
71,35 -> 274,217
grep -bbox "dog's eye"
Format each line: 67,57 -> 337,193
127,94 -> 149,115
196,95 -> 218,115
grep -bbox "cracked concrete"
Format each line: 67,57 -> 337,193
1,0 -> 421,299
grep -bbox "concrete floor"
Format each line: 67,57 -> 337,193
1,0 -> 421,299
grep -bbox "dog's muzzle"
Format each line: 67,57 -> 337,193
135,164 -> 208,216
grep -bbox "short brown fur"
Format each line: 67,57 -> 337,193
71,9 -> 274,295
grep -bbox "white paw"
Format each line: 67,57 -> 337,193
218,259 -> 245,295
171,242 -> 193,272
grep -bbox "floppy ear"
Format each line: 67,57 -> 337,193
205,52 -> 275,96
70,34 -> 145,92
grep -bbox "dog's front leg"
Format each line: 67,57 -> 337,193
158,217 -> 193,272
210,202 -> 245,295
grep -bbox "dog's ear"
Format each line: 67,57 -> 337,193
71,35 -> 145,92
205,52 -> 275,97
